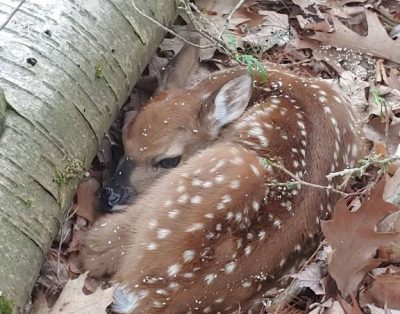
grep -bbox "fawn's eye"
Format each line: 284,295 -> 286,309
158,156 -> 182,169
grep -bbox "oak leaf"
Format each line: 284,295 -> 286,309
46,272 -> 114,314
360,266 -> 400,309
309,10 -> 400,64
291,262 -> 325,295
321,177 -> 400,297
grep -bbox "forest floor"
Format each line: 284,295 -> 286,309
27,0 -> 400,313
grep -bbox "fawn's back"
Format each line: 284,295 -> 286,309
81,65 -> 364,313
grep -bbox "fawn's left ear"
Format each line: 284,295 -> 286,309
201,74 -> 253,137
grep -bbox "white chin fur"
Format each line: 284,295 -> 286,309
112,286 -> 149,313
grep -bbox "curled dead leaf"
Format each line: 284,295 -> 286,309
48,272 -> 114,314
321,177 -> 400,297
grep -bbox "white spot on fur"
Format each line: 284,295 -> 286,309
147,242 -> 158,251
157,228 -> 171,240
204,273 -> 217,285
252,201 -> 260,212
222,194 -> 232,203
112,287 -> 148,313
183,250 -> 195,263
244,245 -> 252,256
205,213 -> 214,219
167,263 -> 182,277
250,165 -> 260,177
191,195 -> 203,204
168,209 -> 180,219
148,219 -> 157,229
177,194 -> 189,204
185,223 -> 204,232
202,181 -> 213,188
224,261 -> 237,273
215,175 -> 225,183
230,180 -> 240,189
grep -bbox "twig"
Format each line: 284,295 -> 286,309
130,0 -> 216,49
326,155 -> 400,181
0,0 -> 26,31
268,162 -> 349,197
185,1 -> 235,56
272,241 -> 327,314
218,0 -> 247,40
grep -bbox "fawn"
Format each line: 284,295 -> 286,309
81,64 -> 364,313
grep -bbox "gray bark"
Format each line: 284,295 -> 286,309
0,0 -> 177,310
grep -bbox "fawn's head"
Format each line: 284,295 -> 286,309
99,74 -> 253,212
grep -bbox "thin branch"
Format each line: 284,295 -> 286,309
271,241 -> 327,314
218,0 -> 246,40
0,0 -> 26,31
185,1 -> 235,56
130,0 -> 216,49
326,155 -> 400,181
268,162 -> 349,197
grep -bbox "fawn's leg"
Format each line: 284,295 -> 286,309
80,212 -> 136,278
109,142 -> 267,313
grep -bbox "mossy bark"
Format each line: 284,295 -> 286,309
0,0 -> 177,310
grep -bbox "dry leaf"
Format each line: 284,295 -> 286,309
237,11 -> 290,51
338,71 -> 369,110
366,115 -> 400,155
337,294 -> 363,314
385,167 -> 400,206
73,177 -> 100,223
291,262 -> 325,295
378,169 -> 400,261
321,177 -> 400,297
31,290 -> 50,314
49,272 -> 114,314
360,268 -> 400,309
66,217 -> 88,254
309,298 -> 346,314
367,304 -> 400,314
296,15 -> 333,32
310,10 -> 400,64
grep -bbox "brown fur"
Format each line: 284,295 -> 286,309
81,66 -> 365,313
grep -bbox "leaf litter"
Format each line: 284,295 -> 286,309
29,0 -> 400,313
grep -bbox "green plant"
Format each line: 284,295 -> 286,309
371,88 -> 389,121
54,157 -> 84,207
234,54 -> 268,82
0,295 -> 14,314
95,64 -> 104,79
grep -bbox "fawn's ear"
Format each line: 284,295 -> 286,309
201,74 -> 253,137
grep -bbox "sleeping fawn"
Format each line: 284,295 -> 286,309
81,64 -> 365,313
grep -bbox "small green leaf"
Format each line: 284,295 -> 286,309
95,65 -> 104,79
235,54 -> 268,83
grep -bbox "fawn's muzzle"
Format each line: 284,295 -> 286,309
97,156 -> 137,213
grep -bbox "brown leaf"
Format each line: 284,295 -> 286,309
378,169 -> 400,261
366,116 -> 400,156
321,177 -> 400,297
385,167 -> 400,206
74,177 -> 100,223
361,270 -> 400,309
296,15 -> 333,32
31,290 -> 50,314
237,10 -> 290,50
309,298 -> 346,314
367,304 -> 400,314
49,273 -> 114,314
309,10 -> 400,64
337,294 -> 363,314
291,262 -> 325,295
66,217 -> 88,254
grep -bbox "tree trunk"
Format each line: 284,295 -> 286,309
0,0 -> 177,310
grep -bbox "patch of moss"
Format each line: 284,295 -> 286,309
0,295 -> 14,314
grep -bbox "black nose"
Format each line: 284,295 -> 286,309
99,185 -> 131,213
